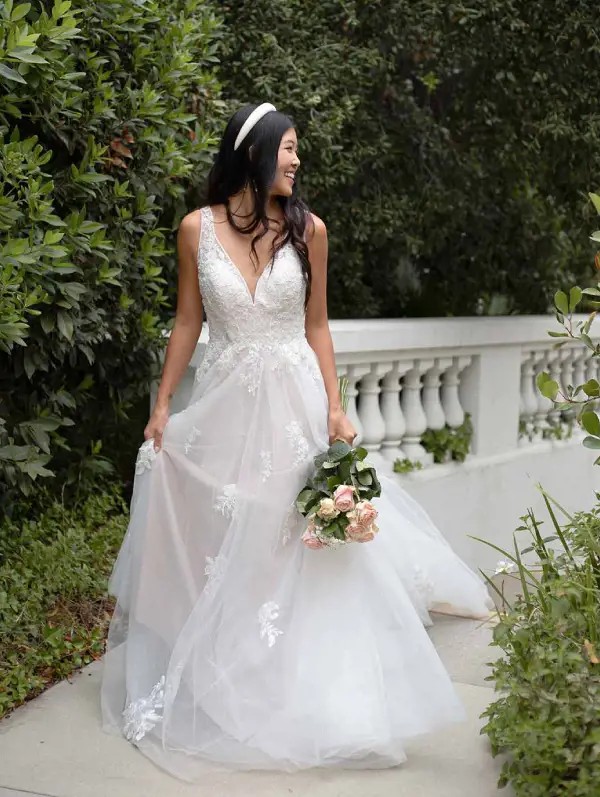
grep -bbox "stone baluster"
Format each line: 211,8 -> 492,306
356,362 -> 392,452
547,348 -> 564,428
380,361 -> 412,461
538,348 -> 559,436
339,364 -> 371,447
530,349 -> 547,442
560,346 -> 577,425
573,346 -> 588,392
441,355 -> 472,429
572,346 -> 589,437
423,357 -> 453,432
519,350 -> 539,446
400,358 -> 434,464
585,354 -> 600,411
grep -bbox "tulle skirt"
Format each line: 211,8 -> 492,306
101,340 -> 493,778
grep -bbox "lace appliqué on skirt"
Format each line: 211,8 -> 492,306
213,484 -> 238,519
204,554 -> 226,598
184,426 -> 201,455
281,504 -> 299,546
259,450 -> 273,482
135,439 -> 157,475
258,602 -> 283,647
413,564 -> 435,603
122,676 -> 165,742
285,421 -> 309,467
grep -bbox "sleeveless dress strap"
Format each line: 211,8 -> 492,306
197,206 -> 211,270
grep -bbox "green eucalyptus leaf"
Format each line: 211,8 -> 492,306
327,440 -> 352,461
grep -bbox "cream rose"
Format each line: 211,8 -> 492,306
333,484 -> 356,513
316,497 -> 340,521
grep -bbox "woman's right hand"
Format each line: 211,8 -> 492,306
144,402 -> 170,451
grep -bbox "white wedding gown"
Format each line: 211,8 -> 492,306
101,205 -> 493,778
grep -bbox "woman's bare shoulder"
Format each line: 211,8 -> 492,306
305,211 -> 326,243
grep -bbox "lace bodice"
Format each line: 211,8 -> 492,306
194,206 -> 319,385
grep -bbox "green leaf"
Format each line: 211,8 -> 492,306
56,311 -> 74,341
569,286 -> 582,312
0,62 -> 26,84
539,378 -> 559,400
583,435 -> 600,449
554,291 -> 569,316
0,444 -> 31,461
353,446 -> 368,461
11,3 -> 32,21
589,192 -> 600,215
582,379 -> 600,398
581,412 -> 600,437
326,475 -> 341,491
327,440 -> 352,461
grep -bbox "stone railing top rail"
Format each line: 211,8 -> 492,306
327,314 -> 591,354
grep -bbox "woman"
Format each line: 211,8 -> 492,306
101,102 -> 493,778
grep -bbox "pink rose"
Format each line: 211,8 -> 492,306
302,520 -> 325,550
333,484 -> 356,512
354,500 -> 378,526
346,521 -> 377,543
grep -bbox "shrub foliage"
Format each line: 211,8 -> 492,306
217,0 -> 599,318
0,482 -> 127,717
0,0 -> 223,508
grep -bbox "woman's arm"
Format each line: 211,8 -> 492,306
144,210 -> 203,449
304,213 -> 356,445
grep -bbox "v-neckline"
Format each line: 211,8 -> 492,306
208,206 -> 275,306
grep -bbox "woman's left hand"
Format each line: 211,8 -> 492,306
328,407 -> 357,446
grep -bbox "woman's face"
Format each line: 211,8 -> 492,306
270,127 -> 300,197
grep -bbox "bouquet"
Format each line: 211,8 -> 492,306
294,378 -> 382,549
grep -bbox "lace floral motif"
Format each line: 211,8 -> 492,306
259,450 -> 273,482
184,426 -> 201,455
281,504 -> 299,546
135,439 -> 157,475
239,344 -> 264,395
285,421 -> 309,467
204,554 -> 226,598
413,564 -> 435,602
213,483 -> 237,519
122,676 -> 165,742
258,601 -> 283,647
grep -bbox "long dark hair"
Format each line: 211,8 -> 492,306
204,104 -> 313,305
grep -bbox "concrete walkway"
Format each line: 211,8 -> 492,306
0,614 -> 513,797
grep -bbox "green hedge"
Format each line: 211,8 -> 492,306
0,482 -> 127,717
0,0 -> 223,509
217,0 -> 599,318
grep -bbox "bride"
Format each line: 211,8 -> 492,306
101,102 -> 493,779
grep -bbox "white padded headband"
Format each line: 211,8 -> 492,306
233,103 -> 277,151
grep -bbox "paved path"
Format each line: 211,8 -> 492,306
0,614 -> 513,797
